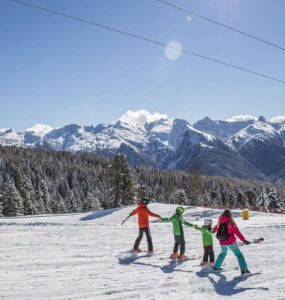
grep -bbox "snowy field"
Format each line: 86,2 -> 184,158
0,204 -> 285,300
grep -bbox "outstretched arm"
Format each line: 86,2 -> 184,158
160,216 -> 171,222
130,208 -> 138,217
192,225 -> 203,232
146,208 -> 160,218
181,218 -> 195,228
121,215 -> 130,225
212,225 -> 218,233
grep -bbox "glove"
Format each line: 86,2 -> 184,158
244,240 -> 251,245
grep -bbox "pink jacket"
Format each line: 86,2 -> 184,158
212,216 -> 246,245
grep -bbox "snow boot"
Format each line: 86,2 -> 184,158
170,252 -> 179,259
147,251 -> 155,256
133,248 -> 141,253
241,269 -> 251,275
200,261 -> 208,266
178,254 -> 188,261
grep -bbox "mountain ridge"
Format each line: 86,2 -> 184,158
1,113 -> 285,183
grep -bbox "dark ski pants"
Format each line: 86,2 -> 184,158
134,227 -> 153,252
173,235 -> 185,255
203,245 -> 215,263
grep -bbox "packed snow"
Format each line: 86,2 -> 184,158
0,204 -> 284,299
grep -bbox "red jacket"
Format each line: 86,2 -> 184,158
212,216 -> 246,245
130,202 -> 159,228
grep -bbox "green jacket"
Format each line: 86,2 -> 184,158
194,225 -> 213,246
161,213 -> 194,236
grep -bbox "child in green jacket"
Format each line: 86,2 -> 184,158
161,206 -> 194,261
193,218 -> 215,266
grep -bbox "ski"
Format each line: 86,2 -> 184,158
160,255 -> 201,261
233,272 -> 262,279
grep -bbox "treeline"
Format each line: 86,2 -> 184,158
0,145 -> 284,217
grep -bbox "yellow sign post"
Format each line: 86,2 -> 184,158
242,209 -> 250,220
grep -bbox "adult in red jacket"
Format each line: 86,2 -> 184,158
129,198 -> 160,254
212,209 -> 251,274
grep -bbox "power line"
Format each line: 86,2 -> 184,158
157,0 -> 285,52
7,0 -> 285,84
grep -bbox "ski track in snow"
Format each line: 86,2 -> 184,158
0,204 -> 285,299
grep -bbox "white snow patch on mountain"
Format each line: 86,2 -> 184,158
229,122 -> 280,150
270,116 -> 285,124
0,128 -> 10,134
119,109 -> 169,128
26,124 -> 53,137
0,204 -> 284,299
225,115 -> 258,122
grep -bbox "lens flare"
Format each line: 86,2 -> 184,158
164,41 -> 183,60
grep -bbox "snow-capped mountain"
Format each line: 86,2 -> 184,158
1,111 -> 285,183
193,116 -> 256,142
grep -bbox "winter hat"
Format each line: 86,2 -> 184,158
141,197 -> 150,205
204,219 -> 213,226
176,206 -> 185,215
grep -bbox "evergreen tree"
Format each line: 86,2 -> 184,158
65,189 -> 77,212
0,187 -> 4,217
106,154 -> 135,208
169,189 -> 188,205
268,188 -> 281,211
50,194 -> 66,214
201,193 -> 211,207
2,180 -> 24,216
256,186 -> 270,212
187,169 -> 203,205
82,192 -> 101,212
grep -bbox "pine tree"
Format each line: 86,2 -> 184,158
2,180 -> 24,216
187,169 -> 203,205
65,189 -> 77,212
18,177 -> 38,215
169,189 -> 188,205
0,187 -> 4,217
201,193 -> 211,207
237,191 -> 248,209
50,194 -> 66,214
256,186 -> 270,212
82,192 -> 101,212
106,154 -> 135,208
268,188 -> 281,211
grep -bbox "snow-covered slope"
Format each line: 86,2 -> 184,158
0,204 -> 284,299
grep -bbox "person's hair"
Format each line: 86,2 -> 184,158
218,209 -> 235,225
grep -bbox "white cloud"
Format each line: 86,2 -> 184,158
225,115 -> 257,122
270,116 -> 285,123
119,109 -> 168,127
26,124 -> 53,136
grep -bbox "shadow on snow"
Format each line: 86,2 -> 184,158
80,207 -> 122,221
118,255 -> 192,274
197,271 -> 269,296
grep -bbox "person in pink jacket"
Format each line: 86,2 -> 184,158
212,209 -> 251,274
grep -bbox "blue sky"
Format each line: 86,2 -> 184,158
0,0 -> 285,130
